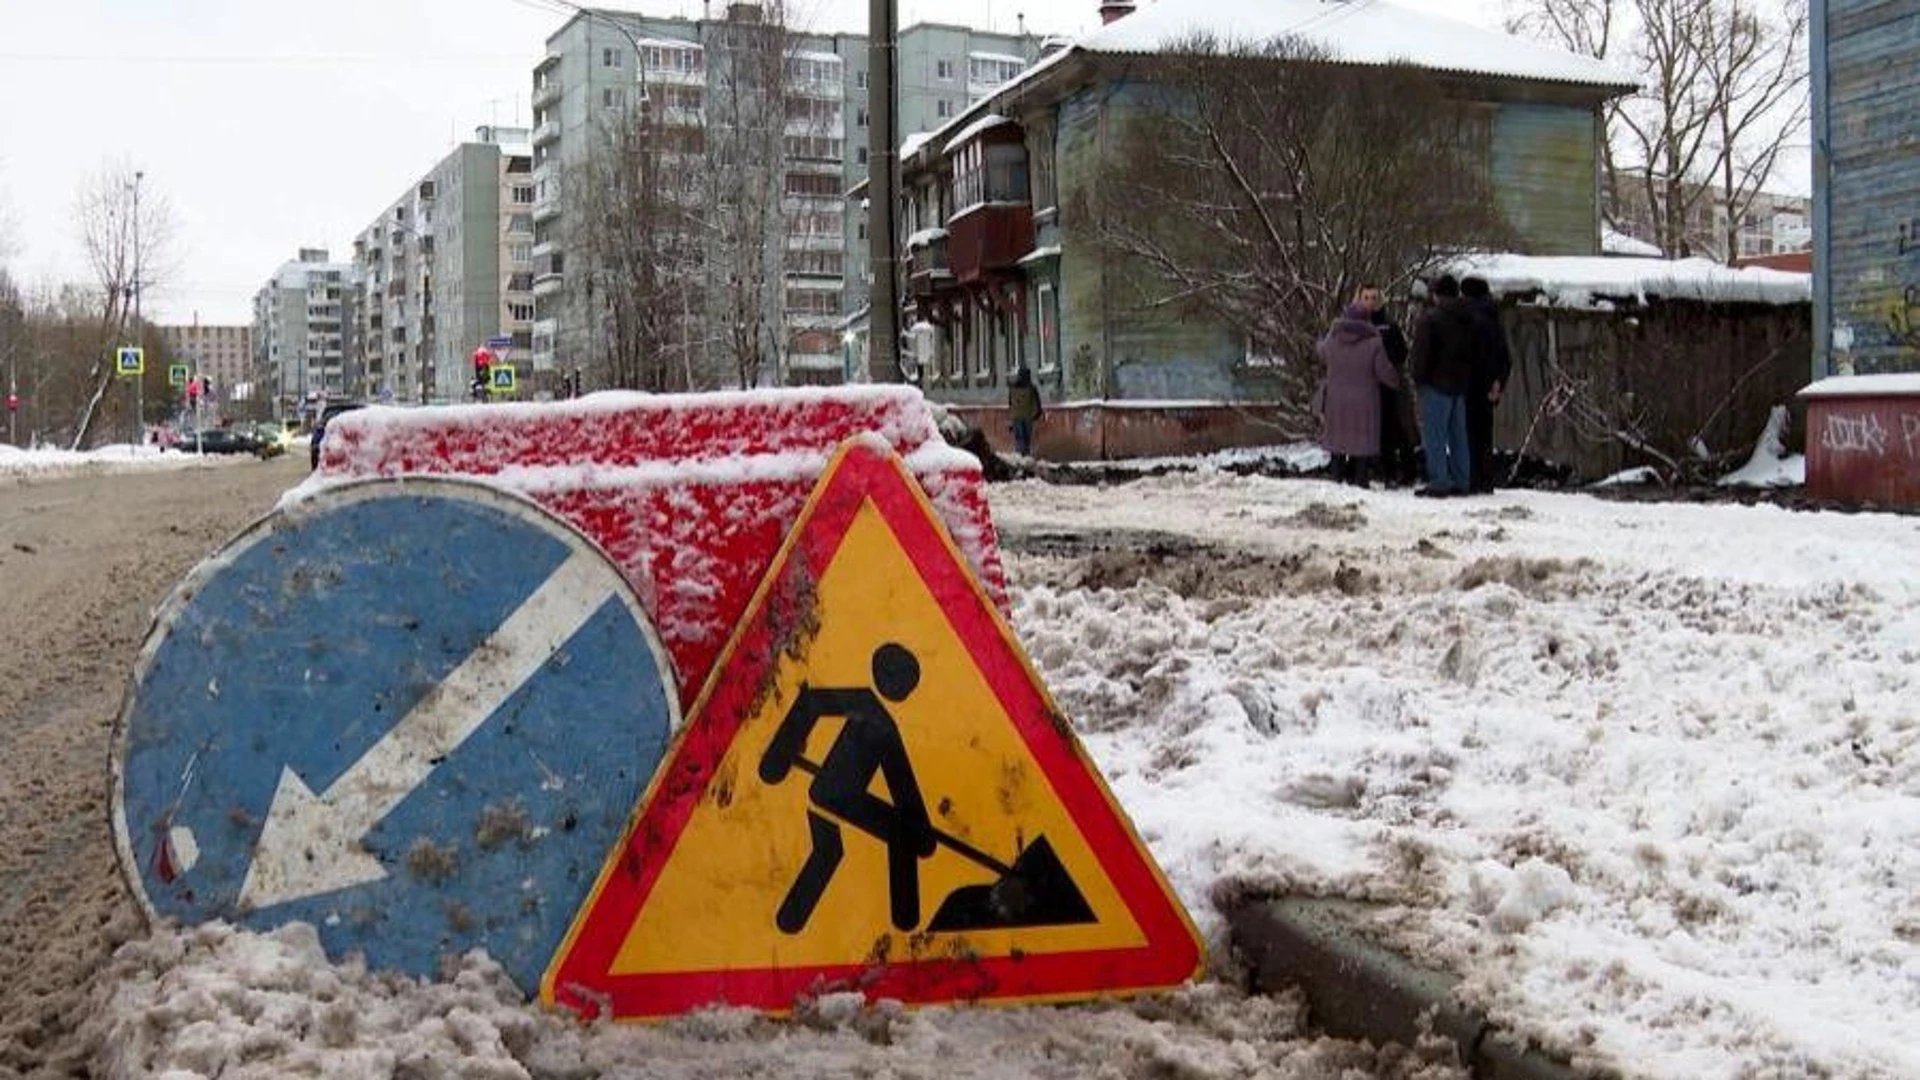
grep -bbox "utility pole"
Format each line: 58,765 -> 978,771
132,170 -> 146,446
866,0 -> 901,381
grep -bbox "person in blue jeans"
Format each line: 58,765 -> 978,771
1409,274 -> 1481,497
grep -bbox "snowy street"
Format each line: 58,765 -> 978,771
0,451 -> 1914,1079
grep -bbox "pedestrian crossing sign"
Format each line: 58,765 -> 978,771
489,364 -> 517,393
542,436 -> 1203,1020
117,347 -> 145,376
168,363 -> 190,388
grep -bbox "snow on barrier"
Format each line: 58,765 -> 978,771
307,386 -> 1008,703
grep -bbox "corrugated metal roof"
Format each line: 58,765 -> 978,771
1079,0 -> 1636,91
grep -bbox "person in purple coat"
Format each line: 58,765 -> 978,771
1315,302 -> 1402,488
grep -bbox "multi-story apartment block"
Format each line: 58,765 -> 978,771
527,3 -> 1038,384
1608,178 -> 1812,262
155,323 -> 253,406
251,248 -> 363,419
351,126 -> 536,404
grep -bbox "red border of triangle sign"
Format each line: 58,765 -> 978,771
543,435 -> 1204,1019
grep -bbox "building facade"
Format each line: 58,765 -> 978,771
351,126 -> 536,404
251,249 -> 363,419
885,0 -> 1635,456
1608,179 -> 1813,262
155,323 -> 253,407
527,4 -> 1038,384
1812,0 -> 1918,377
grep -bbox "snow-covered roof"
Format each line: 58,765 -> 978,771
1602,228 -> 1664,258
905,227 -> 948,248
790,49 -> 844,65
1799,374 -> 1920,398
631,36 -> 701,51
968,50 -> 1028,65
1018,244 -> 1062,264
1451,254 -> 1811,309
943,113 -> 1014,153
1076,0 -> 1635,91
900,131 -> 935,159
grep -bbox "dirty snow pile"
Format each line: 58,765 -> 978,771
0,442 -> 236,480
80,469 -> 1916,1080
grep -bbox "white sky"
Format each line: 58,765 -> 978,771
0,0 -> 1501,326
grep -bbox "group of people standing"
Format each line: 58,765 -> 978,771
1315,274 -> 1512,497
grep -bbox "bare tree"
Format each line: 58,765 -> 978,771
695,2 -> 799,389
565,101 -> 707,392
1704,0 -> 1809,263
68,160 -> 174,449
1084,36 -> 1514,425
1507,0 -> 1809,261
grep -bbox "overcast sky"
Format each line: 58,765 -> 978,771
0,0 -> 1503,326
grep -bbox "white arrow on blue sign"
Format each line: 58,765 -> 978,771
111,478 -> 681,993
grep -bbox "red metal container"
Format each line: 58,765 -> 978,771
1800,374 -> 1920,506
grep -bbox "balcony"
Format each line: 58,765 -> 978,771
532,79 -> 563,110
532,120 -> 560,148
533,270 -> 565,298
947,202 -> 1034,284
906,230 -> 956,299
533,196 -> 562,224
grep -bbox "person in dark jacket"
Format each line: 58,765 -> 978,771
1007,366 -> 1042,457
1315,302 -> 1401,487
1459,276 -> 1512,493
1356,284 -> 1417,487
1409,274 -> 1480,497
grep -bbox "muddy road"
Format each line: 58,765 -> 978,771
0,456 -> 307,1076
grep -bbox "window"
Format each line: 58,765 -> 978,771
951,138 -> 1028,209
642,44 -> 704,75
856,70 -> 868,89
602,88 -> 623,109
508,213 -> 534,234
510,242 -> 533,263
785,172 -> 842,197
783,135 -> 843,161
968,55 -> 1022,87
856,107 -> 868,128
936,99 -> 955,119
936,58 -> 955,80
1036,282 -> 1060,373
785,288 -> 840,315
857,146 -> 869,165
784,249 -> 845,276
603,47 -> 621,68
508,301 -> 535,322
511,185 -> 535,205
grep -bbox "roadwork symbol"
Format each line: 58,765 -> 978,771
111,478 -> 681,994
543,437 -> 1201,1019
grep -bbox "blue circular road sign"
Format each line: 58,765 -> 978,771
112,478 -> 681,993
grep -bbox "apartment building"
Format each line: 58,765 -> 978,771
155,323 -> 253,405
251,249 -> 363,419
527,3 -> 1038,384
351,126 -> 537,404
1608,178 -> 1812,262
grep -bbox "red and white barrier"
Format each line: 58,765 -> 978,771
305,386 -> 1006,703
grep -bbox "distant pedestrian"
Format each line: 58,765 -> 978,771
1460,276 -> 1512,493
1315,302 -> 1401,488
1355,284 -> 1418,487
1409,274 -> 1481,497
1007,366 -> 1042,457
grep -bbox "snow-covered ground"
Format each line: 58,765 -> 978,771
60,456 -> 1919,1079
0,442 -> 249,481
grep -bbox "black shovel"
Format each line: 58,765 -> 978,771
790,758 -> 1096,932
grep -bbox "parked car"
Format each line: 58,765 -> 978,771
309,401 -> 367,469
172,427 -> 264,455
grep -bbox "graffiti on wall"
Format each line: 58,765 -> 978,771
1818,409 -> 1920,461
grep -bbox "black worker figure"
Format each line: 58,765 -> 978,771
759,643 -> 937,934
